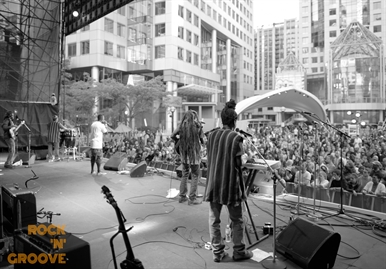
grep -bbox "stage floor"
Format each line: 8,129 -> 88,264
0,153 -> 385,269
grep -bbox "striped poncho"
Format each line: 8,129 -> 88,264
204,129 -> 246,206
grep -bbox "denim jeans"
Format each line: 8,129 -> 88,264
179,163 -> 200,200
209,202 -> 246,257
5,138 -> 15,166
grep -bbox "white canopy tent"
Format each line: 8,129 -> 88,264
235,87 -> 327,122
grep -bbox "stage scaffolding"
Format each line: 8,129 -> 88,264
0,0 -> 61,103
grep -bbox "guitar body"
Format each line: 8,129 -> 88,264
121,258 -> 144,269
9,121 -> 25,139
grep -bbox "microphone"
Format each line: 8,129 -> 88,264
236,128 -> 253,137
205,127 -> 220,136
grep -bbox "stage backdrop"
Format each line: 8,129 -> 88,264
0,101 -> 58,149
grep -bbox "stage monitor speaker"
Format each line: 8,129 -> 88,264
276,218 -> 341,269
104,152 -> 128,171
130,161 -> 147,178
34,149 -> 48,160
14,223 -> 91,269
14,152 -> 36,165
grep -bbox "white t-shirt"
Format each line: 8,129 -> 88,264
90,121 -> 107,149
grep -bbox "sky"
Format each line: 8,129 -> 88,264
253,0 -> 299,28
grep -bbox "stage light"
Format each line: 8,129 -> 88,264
72,10 -> 79,17
360,121 -> 366,127
351,119 -> 357,124
355,112 -> 361,118
347,111 -> 352,115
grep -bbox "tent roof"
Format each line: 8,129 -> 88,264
114,124 -> 132,133
235,87 -> 327,122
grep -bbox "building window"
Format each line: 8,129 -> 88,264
178,47 -> 184,60
104,41 -> 113,56
117,45 -> 125,59
218,14 -> 222,24
302,58 -> 308,64
374,25 -> 382,33
194,0 -> 199,8
187,9 -> 192,23
194,34 -> 199,46
117,23 -> 125,37
267,107 -> 273,111
320,56 -> 324,62
329,8 -> 336,15
312,57 -> 317,63
178,5 -> 184,18
329,30 -> 337,37
373,1 -> 381,9
311,67 -> 318,73
201,0 -> 205,12
223,18 -> 227,28
117,6 -> 126,16
374,13 -> 382,21
155,23 -> 165,36
104,18 -> 114,33
68,43 -> 76,56
80,41 -> 89,55
186,30 -> 192,43
194,15 -> 199,27
155,2 -> 166,15
178,26 -> 184,39
128,27 -> 137,41
302,47 -> 308,53
320,67 -> 324,72
186,50 -> 192,63
329,19 -> 336,26
207,5 -> 211,17
194,53 -> 199,65
155,45 -> 165,58
81,25 -> 90,31
213,10 -> 217,20
302,37 -> 308,44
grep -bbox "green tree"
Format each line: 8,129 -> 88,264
97,76 -> 167,128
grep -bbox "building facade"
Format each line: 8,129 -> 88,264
65,0 -> 255,132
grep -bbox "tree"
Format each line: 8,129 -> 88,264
97,76 -> 167,128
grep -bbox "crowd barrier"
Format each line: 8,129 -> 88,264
285,183 -> 386,213
126,158 -> 385,214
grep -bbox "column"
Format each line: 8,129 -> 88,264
212,30 -> 217,74
91,66 -> 99,116
226,38 -> 231,101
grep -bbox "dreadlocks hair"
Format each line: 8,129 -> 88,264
179,110 -> 202,164
221,99 -> 238,128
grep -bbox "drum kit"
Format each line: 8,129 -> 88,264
60,128 -> 84,161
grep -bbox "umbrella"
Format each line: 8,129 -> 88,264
114,124 -> 132,133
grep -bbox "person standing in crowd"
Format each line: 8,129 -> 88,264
90,114 -> 108,176
204,99 -> 253,263
172,110 -> 204,205
2,111 -> 18,169
47,115 -> 68,162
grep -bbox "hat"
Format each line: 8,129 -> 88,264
51,93 -> 55,96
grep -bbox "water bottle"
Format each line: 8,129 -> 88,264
225,224 -> 231,242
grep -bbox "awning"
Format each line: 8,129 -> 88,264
177,84 -> 222,97
235,87 -> 327,122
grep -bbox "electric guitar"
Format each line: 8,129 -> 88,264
101,186 -> 144,269
9,120 -> 25,139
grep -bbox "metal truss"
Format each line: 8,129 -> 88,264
0,0 -> 61,102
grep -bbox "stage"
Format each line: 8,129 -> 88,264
0,153 -> 385,269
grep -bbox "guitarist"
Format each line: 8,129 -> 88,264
2,111 -> 17,169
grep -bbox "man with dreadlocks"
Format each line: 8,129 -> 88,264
204,99 -> 253,263
172,110 -> 205,205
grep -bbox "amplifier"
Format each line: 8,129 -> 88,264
1,186 -> 36,233
13,223 -> 91,269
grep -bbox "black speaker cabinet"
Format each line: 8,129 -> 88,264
276,218 -> 341,269
13,223 -> 91,269
130,161 -> 147,177
104,152 -> 128,171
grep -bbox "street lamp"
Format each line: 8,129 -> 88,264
169,106 -> 175,133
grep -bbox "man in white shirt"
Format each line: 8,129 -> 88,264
90,114 -> 108,175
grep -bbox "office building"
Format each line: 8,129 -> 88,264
65,0 -> 255,132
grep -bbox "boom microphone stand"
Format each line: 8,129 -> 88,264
239,132 -> 287,269
299,112 -> 351,219
22,122 -> 32,168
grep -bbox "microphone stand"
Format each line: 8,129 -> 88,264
22,122 -> 32,168
240,133 -> 287,269
299,112 -> 351,219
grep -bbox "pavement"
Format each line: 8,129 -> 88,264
0,152 -> 385,269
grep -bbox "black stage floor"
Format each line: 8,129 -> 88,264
0,153 -> 385,269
